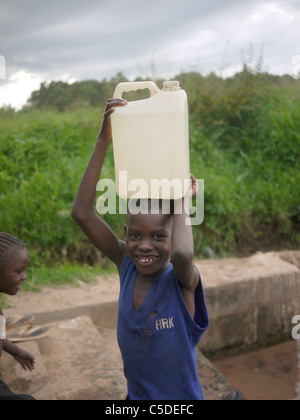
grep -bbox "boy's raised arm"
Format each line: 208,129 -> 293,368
71,99 -> 127,271
171,175 -> 199,317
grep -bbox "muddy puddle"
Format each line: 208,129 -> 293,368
212,340 -> 300,400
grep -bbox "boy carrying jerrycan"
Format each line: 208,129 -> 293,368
72,80 -> 209,400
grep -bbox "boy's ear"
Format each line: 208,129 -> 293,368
124,224 -> 127,240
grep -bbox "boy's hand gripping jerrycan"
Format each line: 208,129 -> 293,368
111,81 -> 190,200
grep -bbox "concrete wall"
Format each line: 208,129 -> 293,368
198,252 -> 300,354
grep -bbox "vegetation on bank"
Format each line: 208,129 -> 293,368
0,68 -> 299,289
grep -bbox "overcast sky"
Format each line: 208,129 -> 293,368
1,0 -> 300,109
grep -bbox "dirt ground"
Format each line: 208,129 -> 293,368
213,340 -> 300,400
2,267 -> 238,401
4,272 -> 121,315
2,251 -> 300,400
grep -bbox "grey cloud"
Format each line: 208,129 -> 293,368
0,0 -> 300,85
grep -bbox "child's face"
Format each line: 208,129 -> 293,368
0,248 -> 29,296
125,212 -> 173,277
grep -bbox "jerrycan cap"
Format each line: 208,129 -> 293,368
162,81 -> 181,92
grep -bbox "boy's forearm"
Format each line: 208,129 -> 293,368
72,99 -> 127,222
171,199 -> 194,262
171,199 -> 198,292
71,138 -> 109,220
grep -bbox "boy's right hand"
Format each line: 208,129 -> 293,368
98,98 -> 127,144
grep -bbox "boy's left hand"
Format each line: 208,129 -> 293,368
187,173 -> 198,200
14,348 -> 36,371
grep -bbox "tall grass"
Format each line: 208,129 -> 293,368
184,71 -> 300,254
0,69 -> 299,286
0,106 -> 117,256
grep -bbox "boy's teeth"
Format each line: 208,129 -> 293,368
139,258 -> 153,263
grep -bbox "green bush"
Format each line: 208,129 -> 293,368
0,69 -> 299,277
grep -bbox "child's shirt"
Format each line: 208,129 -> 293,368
117,255 -> 209,400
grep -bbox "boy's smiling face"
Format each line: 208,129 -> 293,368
125,212 -> 173,277
0,248 -> 29,296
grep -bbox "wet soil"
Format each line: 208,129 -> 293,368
213,340 -> 300,401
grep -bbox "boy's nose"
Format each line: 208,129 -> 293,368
139,239 -> 153,251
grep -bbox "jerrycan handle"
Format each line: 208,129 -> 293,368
113,81 -> 160,99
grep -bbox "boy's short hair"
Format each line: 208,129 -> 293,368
0,233 -> 27,269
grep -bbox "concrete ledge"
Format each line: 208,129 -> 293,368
30,301 -> 118,331
198,252 -> 300,354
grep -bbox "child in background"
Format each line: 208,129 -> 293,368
0,233 -> 36,401
72,98 -> 209,400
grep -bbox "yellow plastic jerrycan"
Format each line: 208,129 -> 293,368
111,81 -> 190,200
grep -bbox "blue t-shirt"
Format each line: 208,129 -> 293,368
117,255 -> 209,400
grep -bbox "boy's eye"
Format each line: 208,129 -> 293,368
153,234 -> 165,240
129,233 -> 140,240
